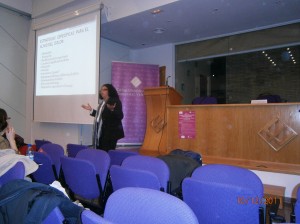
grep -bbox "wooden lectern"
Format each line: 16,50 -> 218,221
140,86 -> 182,156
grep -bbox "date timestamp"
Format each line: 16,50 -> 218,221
237,196 -> 280,205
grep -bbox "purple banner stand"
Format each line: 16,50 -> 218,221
112,62 -> 159,144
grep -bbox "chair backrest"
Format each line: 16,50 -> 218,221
40,143 -> 65,177
32,152 -> 57,184
296,187 -> 300,223
108,150 -> 138,166
182,164 -> 263,224
42,207 -> 64,224
35,139 -> 52,150
103,187 -> 198,224
182,178 -> 260,224
192,96 -> 217,104
76,149 -> 110,190
61,156 -> 101,199
110,165 -> 161,191
81,210 -> 112,224
122,155 -> 170,191
191,164 -> 263,197
0,162 -> 25,187
66,143 -> 88,158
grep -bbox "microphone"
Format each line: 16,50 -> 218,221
166,76 -> 171,86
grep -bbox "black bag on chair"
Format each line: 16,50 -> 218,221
158,149 -> 201,197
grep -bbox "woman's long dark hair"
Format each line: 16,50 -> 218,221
100,84 -> 120,99
0,108 -> 8,132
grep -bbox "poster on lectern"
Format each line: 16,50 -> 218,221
178,111 -> 196,139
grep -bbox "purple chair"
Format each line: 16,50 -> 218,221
110,165 -> 161,191
0,162 -> 25,187
32,152 -> 57,184
190,164 -> 263,196
60,156 -> 106,214
101,187 -> 199,224
66,143 -> 88,158
42,207 -> 64,224
110,155 -> 170,193
108,149 -> 138,166
182,164 -> 264,224
35,139 -> 52,150
122,155 -> 170,191
192,96 -> 217,104
40,143 -> 65,178
81,210 -> 112,224
76,149 -> 110,191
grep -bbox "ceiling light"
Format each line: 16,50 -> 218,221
153,28 -> 165,34
151,9 -> 163,14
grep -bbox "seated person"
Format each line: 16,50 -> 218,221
0,108 -> 20,154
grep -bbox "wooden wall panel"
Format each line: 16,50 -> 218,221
166,103 -> 300,174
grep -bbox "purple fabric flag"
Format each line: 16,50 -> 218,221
112,62 -> 159,144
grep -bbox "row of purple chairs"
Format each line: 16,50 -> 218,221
109,161 -> 266,224
78,163 -> 268,224
66,143 -> 139,167
60,149 -> 171,215
110,155 -> 171,193
28,143 -> 269,223
61,149 -> 111,214
31,142 -> 140,186
110,163 -> 266,224
42,187 -> 199,224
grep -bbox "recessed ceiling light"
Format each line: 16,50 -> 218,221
153,28 -> 165,34
151,9 -> 163,14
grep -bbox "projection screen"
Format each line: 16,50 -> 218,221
34,11 -> 100,124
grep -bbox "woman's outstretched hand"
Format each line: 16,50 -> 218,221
81,103 -> 92,111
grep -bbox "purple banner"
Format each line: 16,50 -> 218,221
112,62 -> 159,144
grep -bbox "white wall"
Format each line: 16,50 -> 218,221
130,43 -> 174,86
0,6 -> 30,138
100,38 -> 131,85
0,0 -> 32,14
252,170 -> 300,198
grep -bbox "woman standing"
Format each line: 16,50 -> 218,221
82,84 -> 124,151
